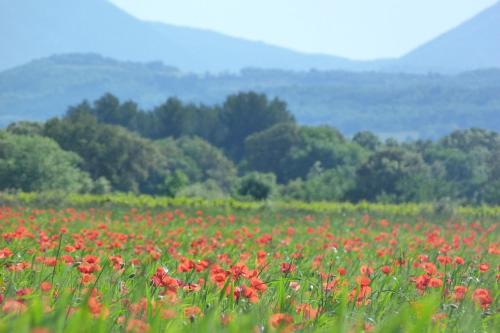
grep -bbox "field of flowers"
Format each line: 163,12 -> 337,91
0,200 -> 498,332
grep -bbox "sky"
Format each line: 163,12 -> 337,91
109,0 -> 498,60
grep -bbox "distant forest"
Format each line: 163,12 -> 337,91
2,54 -> 500,138
2,92 -> 499,205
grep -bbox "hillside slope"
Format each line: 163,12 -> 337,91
0,0 -> 369,72
2,0 -> 499,73
395,1 -> 500,72
1,54 -> 500,138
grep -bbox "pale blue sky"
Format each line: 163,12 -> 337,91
109,0 -> 498,60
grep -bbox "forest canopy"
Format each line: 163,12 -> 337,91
3,92 -> 499,205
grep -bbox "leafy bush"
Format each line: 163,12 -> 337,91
236,172 -> 277,201
0,132 -> 92,193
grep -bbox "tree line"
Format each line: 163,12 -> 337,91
2,92 -> 499,204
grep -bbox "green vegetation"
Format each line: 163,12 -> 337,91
0,201 -> 497,332
1,193 -> 499,218
0,132 -> 92,192
2,92 -> 500,205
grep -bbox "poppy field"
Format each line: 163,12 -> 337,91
0,202 -> 498,332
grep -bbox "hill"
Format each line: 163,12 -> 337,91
394,1 -> 500,72
1,54 -> 500,138
2,1 -> 500,74
0,0 -> 373,73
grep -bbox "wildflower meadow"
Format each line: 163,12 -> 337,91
0,197 -> 498,332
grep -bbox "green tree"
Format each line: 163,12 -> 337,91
281,165 -> 356,202
236,172 -> 277,201
155,137 -> 237,191
92,93 -> 121,124
440,128 -> 500,151
483,145 -> 500,204
6,121 -> 44,136
0,132 -> 92,192
353,148 -> 429,202
220,92 -> 295,161
352,131 -> 381,151
150,98 -> 222,142
280,126 -> 367,182
244,123 -> 300,181
44,106 -> 165,193
162,170 -> 189,197
422,144 -> 490,202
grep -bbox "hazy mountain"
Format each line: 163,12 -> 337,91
0,0 -> 378,73
2,54 -> 500,138
394,1 -> 500,72
2,0 -> 499,73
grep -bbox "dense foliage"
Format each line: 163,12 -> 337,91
0,132 -> 92,193
2,92 -> 500,205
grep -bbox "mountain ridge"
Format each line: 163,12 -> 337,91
1,0 -> 499,73
2,53 -> 500,139
0,0 -> 377,73
395,1 -> 500,72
